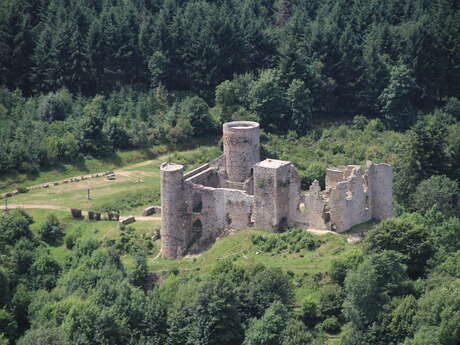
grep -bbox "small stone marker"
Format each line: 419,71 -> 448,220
142,206 -> 156,216
107,211 -> 120,221
119,216 -> 135,226
42,183 -> 49,188
70,208 -> 82,218
88,211 -> 101,221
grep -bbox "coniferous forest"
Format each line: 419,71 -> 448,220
1,0 -> 460,345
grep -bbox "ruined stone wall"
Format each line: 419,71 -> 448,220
183,183 -> 254,254
325,168 -> 345,190
223,188 -> 254,230
185,184 -> 225,254
160,163 -> 191,259
223,121 -> 260,182
254,159 -> 291,232
367,162 -> 393,220
185,167 -> 219,187
160,120 -> 394,259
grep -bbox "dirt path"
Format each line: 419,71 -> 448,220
24,158 -> 160,191
0,204 -> 67,211
0,204 -> 161,222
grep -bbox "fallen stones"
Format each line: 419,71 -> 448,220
2,192 -> 12,199
88,211 -> 101,221
143,206 -> 155,216
71,208 -> 82,218
42,183 -> 49,188
142,206 -> 162,216
107,212 -> 120,221
119,216 -> 135,226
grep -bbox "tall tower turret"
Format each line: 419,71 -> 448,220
160,162 -> 191,259
223,121 -> 260,182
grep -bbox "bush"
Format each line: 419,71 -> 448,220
39,215 -> 64,244
443,97 -> 460,120
37,90 -> 72,122
413,175 -> 459,217
319,316 -> 340,334
318,284 -> 345,319
251,229 -> 319,253
299,297 -> 320,328
65,233 -> 78,250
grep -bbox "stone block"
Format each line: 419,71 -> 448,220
88,211 -> 101,221
143,206 -> 156,216
71,208 -> 82,218
119,216 -> 135,226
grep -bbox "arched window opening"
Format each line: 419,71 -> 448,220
297,202 -> 306,214
192,193 -> 203,213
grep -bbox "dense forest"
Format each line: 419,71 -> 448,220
1,0 -> 460,175
1,0 -> 460,344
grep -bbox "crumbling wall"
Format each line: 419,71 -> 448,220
186,184 -> 225,254
254,159 -> 291,232
160,120 -> 394,259
367,161 -> 393,220
223,189 -> 254,230
223,121 -> 260,182
185,167 -> 219,187
304,181 -> 330,230
328,167 -> 373,232
326,168 -> 345,190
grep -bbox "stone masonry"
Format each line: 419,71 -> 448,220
160,121 -> 393,259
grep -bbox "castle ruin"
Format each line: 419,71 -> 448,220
160,121 -> 392,259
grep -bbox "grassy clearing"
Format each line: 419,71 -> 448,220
4,142 -> 221,215
0,136 -> 220,193
0,149 -> 161,193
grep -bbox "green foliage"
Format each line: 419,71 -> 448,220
243,301 -> 289,345
37,90 -> 72,122
281,320 -> 314,345
251,229 -> 319,253
413,175 -> 459,217
17,328 -> 68,345
39,215 -> 64,244
405,280 -> 460,345
318,284 -> 344,319
29,254 -> 61,291
299,297 -> 320,328
344,251 -> 409,329
0,210 -> 33,248
443,97 -> 460,120
319,316 -> 340,334
364,215 -> 434,278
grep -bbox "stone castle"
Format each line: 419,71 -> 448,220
160,121 -> 392,259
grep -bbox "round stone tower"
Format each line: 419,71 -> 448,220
223,121 -> 260,182
160,162 -> 190,259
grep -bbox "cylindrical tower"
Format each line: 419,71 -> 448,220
160,162 -> 190,259
223,121 -> 260,182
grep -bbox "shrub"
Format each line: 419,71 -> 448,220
319,316 -> 340,334
413,175 -> 459,217
39,215 -> 64,244
299,297 -> 320,328
251,229 -> 319,253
